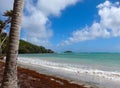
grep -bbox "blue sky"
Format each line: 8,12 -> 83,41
0,0 -> 120,52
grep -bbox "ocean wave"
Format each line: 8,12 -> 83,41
18,57 -> 120,82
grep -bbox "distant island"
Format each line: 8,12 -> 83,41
2,39 -> 54,54
64,51 -> 73,53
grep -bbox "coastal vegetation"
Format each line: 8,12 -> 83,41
0,10 -> 13,55
19,40 -> 54,54
2,39 -> 54,54
0,10 -> 54,55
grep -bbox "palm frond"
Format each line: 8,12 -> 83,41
0,20 -> 5,33
3,10 -> 13,17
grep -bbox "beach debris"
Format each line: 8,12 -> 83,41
55,80 -> 64,85
50,78 -> 55,81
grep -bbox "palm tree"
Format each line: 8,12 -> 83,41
0,32 -> 8,49
3,10 -> 13,25
1,0 -> 24,88
0,20 -> 5,55
0,32 -> 7,54
0,10 -> 13,56
0,10 -> 13,35
0,20 -> 5,34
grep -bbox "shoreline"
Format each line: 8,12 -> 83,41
17,56 -> 120,88
18,61 -> 97,88
2,56 -> 120,88
1,54 -> 120,88
0,60 -> 91,88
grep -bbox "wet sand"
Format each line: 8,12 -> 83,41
0,61 -> 89,88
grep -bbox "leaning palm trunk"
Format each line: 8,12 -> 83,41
0,35 -> 7,56
0,46 -> 2,55
0,35 -> 7,47
1,0 -> 24,88
0,38 -> 2,55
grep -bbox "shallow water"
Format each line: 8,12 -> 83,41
18,53 -> 120,88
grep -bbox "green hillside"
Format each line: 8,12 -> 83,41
2,39 -> 54,54
19,40 -> 54,54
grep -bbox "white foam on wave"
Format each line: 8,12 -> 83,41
18,57 -> 120,82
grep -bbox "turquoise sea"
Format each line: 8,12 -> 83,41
18,53 -> 120,88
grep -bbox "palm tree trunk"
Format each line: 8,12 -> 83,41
1,0 -> 24,88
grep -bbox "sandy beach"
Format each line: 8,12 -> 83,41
0,60 -> 90,88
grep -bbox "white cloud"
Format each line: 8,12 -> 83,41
22,0 -> 79,46
0,0 -> 79,47
37,0 -> 79,16
59,0 -> 120,46
22,1 -> 53,45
